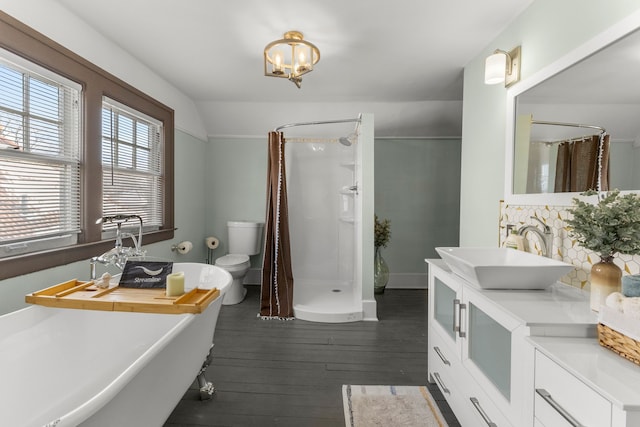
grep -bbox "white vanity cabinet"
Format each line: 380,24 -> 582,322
530,336 -> 640,427
534,349 -> 611,426
427,259 -> 598,427
428,262 -> 524,426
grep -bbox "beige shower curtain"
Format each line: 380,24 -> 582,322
554,134 -> 610,192
260,131 -> 294,319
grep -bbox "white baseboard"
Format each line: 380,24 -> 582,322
362,299 -> 378,321
386,273 -> 428,289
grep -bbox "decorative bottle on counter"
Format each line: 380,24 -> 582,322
590,256 -> 622,312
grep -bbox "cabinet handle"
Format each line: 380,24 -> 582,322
535,388 -> 585,427
433,346 -> 451,366
470,397 -> 497,427
458,302 -> 467,338
432,372 -> 450,395
453,299 -> 461,334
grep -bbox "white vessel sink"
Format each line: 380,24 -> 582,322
435,247 -> 574,290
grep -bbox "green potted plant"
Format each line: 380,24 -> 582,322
374,215 -> 391,294
566,189 -> 640,311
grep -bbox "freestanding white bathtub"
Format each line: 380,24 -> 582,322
0,262 -> 232,427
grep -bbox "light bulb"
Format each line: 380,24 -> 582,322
272,50 -> 284,74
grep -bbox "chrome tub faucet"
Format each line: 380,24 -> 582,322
90,214 -> 146,279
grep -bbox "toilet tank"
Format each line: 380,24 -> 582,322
227,221 -> 264,255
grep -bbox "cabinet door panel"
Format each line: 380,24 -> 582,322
468,301 -> 512,400
432,276 -> 458,341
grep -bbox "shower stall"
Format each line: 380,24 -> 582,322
276,113 -> 376,322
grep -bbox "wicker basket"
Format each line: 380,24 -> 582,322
598,323 -> 640,366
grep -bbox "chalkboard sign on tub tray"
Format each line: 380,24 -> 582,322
118,261 -> 173,288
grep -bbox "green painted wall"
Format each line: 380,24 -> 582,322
205,136 -> 462,282
375,138 -> 461,274
204,137 -> 267,268
460,0 -> 640,246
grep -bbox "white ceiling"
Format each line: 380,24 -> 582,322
55,0 -> 533,138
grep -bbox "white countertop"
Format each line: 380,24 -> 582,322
427,257 -> 640,413
427,258 -> 598,332
529,336 -> 640,411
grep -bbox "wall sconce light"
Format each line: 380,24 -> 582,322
264,30 -> 320,88
484,46 -> 521,87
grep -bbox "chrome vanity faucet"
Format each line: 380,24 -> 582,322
90,214 -> 146,279
517,216 -> 553,258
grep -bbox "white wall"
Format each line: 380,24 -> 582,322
460,0 -> 640,246
198,100 -> 462,139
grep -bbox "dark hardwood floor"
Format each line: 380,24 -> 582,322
165,286 -> 460,427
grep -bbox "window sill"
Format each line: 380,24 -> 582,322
0,228 -> 174,281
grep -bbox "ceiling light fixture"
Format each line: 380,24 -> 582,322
264,31 -> 320,89
484,45 -> 521,87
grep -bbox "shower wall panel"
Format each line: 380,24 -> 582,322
285,142 -> 355,286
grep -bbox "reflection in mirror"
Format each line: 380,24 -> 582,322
512,27 -> 640,196
513,115 -> 610,194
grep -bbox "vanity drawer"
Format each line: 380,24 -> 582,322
429,328 -> 457,371
429,329 -> 457,397
462,367 -> 514,427
535,350 -> 611,427
430,329 -> 513,426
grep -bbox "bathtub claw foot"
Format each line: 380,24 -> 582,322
196,343 -> 215,400
199,382 -> 215,400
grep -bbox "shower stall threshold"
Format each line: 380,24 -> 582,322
293,283 -> 363,323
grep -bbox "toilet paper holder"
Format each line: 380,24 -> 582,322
171,241 -> 193,254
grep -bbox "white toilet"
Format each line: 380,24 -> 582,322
215,221 -> 264,305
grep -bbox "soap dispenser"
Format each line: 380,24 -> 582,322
504,226 -> 524,251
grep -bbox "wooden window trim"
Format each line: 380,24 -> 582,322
0,11 -> 174,280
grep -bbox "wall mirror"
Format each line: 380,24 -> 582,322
505,12 -> 640,205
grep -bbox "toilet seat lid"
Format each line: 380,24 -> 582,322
216,254 -> 250,267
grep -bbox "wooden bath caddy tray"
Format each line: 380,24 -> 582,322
25,279 -> 220,314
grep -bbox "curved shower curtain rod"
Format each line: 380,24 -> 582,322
531,118 -> 606,134
274,116 -> 361,132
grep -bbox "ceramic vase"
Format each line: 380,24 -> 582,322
374,247 -> 389,294
590,256 -> 622,312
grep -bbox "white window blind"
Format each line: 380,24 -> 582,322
0,51 -> 81,258
101,98 -> 163,235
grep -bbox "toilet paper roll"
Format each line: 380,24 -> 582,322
177,241 -> 193,254
205,236 -> 219,250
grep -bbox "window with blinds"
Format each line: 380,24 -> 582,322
101,98 -> 163,237
0,52 -> 81,258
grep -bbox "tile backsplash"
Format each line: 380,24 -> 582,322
499,202 -> 640,289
